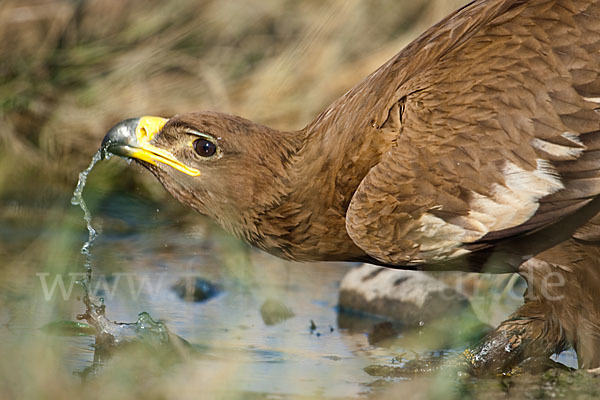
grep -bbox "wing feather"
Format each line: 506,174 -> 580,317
345,0 -> 600,268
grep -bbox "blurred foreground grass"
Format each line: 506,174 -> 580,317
1,1 -> 575,399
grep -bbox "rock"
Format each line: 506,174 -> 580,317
260,298 -> 295,325
588,367 -> 600,376
171,277 -> 221,302
338,264 -> 471,326
368,321 -> 398,345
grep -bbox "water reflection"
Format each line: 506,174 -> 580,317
0,183 -> 578,398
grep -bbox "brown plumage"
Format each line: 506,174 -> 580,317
102,0 -> 600,373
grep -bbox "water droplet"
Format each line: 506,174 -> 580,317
72,149 -> 103,271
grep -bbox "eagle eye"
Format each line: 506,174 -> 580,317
193,138 -> 217,157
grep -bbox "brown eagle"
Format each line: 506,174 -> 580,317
102,0 -> 600,374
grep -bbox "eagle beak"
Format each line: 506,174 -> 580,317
102,116 -> 201,177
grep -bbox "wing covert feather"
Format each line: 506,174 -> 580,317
345,0 -> 600,266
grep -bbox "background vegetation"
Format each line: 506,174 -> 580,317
0,0 -> 466,196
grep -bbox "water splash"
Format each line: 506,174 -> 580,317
76,286 -> 172,348
68,145 -> 185,356
71,149 -> 103,277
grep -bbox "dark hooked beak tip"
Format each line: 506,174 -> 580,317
99,116 -> 199,176
100,118 -> 140,160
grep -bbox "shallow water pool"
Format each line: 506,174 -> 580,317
0,176 -> 582,399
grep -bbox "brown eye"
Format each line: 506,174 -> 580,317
193,138 -> 217,157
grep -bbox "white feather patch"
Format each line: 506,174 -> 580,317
531,137 -> 584,159
409,214 -> 469,260
469,159 -> 563,231
409,160 -> 564,261
562,132 -> 585,148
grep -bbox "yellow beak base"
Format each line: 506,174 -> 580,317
105,116 -> 201,177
